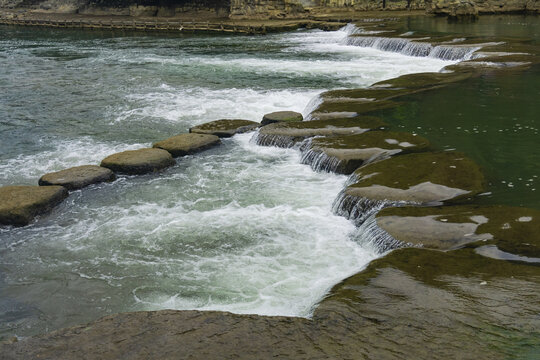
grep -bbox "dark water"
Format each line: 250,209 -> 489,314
375,15 -> 540,209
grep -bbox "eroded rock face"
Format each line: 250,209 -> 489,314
261,111 -> 303,125
255,116 -> 385,148
303,130 -> 430,174
38,165 -> 115,190
334,152 -> 485,224
0,185 -> 68,226
426,0 -> 539,16
346,151 -> 485,203
376,205 -> 540,256
153,133 -> 221,157
190,119 -> 259,138
101,148 -> 175,175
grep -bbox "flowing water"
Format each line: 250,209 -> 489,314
0,24 -> 456,338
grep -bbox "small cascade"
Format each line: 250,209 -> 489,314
344,36 -> 481,61
302,94 -> 323,121
352,214 -> 408,254
301,148 -> 341,173
251,131 -> 297,148
341,23 -> 363,36
332,189 -> 410,226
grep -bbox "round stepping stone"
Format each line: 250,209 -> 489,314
39,165 -> 115,190
152,133 -> 221,157
0,185 -> 68,226
101,148 -> 175,175
261,111 -> 303,126
190,119 -> 259,138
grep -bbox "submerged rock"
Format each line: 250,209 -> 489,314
303,131 -> 430,174
255,116 -> 385,148
38,165 -> 115,190
376,205 -> 540,256
153,133 -> 221,157
334,152 -> 485,223
261,111 -> 303,125
101,148 -> 175,175
0,185 -> 68,226
190,119 -> 259,138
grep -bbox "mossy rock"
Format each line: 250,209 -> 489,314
371,71 -> 473,90
261,111 -> 303,125
38,165 -> 115,190
190,119 -> 259,138
101,148 -> 175,175
305,131 -> 430,174
345,151 -> 485,204
153,133 -> 221,157
310,99 -> 401,119
376,205 -> 540,257
255,116 -> 386,147
0,185 -> 68,226
320,87 -> 417,102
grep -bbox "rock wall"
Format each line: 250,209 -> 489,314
426,0 -> 540,16
318,0 -> 425,11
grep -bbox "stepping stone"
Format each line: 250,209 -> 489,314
190,119 -> 259,138
255,116 -> 385,148
376,205 -> 540,257
153,133 -> 221,157
303,131 -> 430,174
101,148 -> 175,175
261,111 -> 303,125
0,185 -> 68,226
38,165 -> 115,190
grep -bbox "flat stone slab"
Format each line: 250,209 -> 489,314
0,185 -> 68,226
153,133 -> 221,157
303,131 -> 430,174
190,119 -> 259,137
261,111 -> 303,125
101,148 -> 175,175
345,151 -> 485,204
376,205 -> 540,257
255,116 -> 386,148
38,165 -> 115,190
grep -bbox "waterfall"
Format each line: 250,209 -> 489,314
301,148 -> 342,173
344,36 -> 481,61
332,189 -> 412,226
251,131 -> 298,148
351,213 -> 409,254
302,94 -> 323,120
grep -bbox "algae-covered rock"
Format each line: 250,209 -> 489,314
376,205 -> 540,257
0,185 -> 68,226
38,165 -> 115,190
345,151 -> 485,204
261,111 -> 303,125
153,133 -> 221,157
101,148 -> 175,175
255,116 -> 386,148
190,119 -> 259,138
371,71 -> 473,90
303,131 -> 430,174
310,100 -> 401,120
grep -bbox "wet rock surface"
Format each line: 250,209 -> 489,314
153,133 -> 221,157
38,165 -> 115,190
261,110 -> 303,125
255,116 -> 385,147
0,185 -> 68,226
190,119 -> 259,138
345,151 -> 485,204
101,148 -> 175,175
376,205 -> 540,256
3,248 -> 538,359
303,130 -> 430,174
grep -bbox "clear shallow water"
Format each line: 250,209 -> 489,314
0,25 -> 453,338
